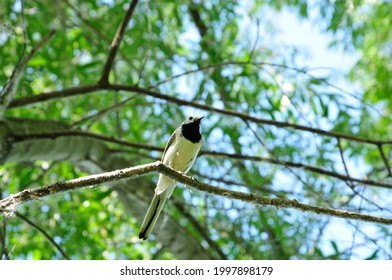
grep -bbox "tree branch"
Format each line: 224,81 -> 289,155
337,137 -> 355,189
99,0 -> 139,85
11,130 -> 392,189
378,144 -> 392,177
0,216 -> 8,260
71,94 -> 137,127
8,84 -> 101,108
1,162 -> 392,226
1,26 -> 55,116
12,130 -> 162,152
25,29 -> 56,63
15,212 -> 70,259
172,200 -> 227,260
0,0 -> 27,116
62,0 -> 110,41
207,151 -> 392,190
338,138 -> 387,212
8,61 -> 392,147
112,84 -> 392,145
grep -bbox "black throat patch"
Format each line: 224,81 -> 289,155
181,122 -> 202,143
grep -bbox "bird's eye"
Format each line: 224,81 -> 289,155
189,117 -> 193,120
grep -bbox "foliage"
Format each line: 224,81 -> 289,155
0,0 -> 391,260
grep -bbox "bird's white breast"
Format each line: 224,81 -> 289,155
163,137 -> 202,173
155,134 -> 202,196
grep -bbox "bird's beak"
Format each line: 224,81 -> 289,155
196,116 -> 204,122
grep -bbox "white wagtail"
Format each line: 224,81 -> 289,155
139,116 -> 203,240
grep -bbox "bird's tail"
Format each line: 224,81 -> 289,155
139,193 -> 167,240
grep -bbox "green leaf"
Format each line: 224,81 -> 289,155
365,250 -> 379,260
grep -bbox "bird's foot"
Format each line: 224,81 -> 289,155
190,176 -> 198,182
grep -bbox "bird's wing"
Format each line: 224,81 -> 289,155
155,129 -> 177,195
183,154 -> 198,174
161,129 -> 177,162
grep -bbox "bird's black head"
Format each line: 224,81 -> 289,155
181,116 -> 203,143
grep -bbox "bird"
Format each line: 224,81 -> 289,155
139,116 -> 204,240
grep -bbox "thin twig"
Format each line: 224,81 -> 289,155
261,66 -> 315,129
242,119 -> 329,204
346,219 -> 392,259
71,94 -> 137,127
135,0 -> 152,85
337,137 -> 355,189
337,138 -> 387,212
150,60 -> 383,116
347,187 -> 365,259
62,0 -> 109,40
378,144 -> 392,177
248,18 -> 260,62
99,0 -> 140,85
188,5 -> 207,37
25,29 -> 56,62
62,0 -> 137,73
172,200 -> 227,260
15,212 -> 70,259
0,0 -> 27,112
1,27 -> 55,111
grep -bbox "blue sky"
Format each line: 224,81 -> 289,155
275,9 -> 359,72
